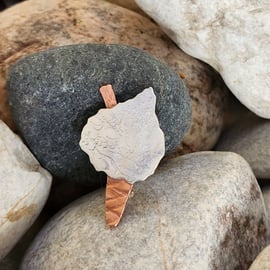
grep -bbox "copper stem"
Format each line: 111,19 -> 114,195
99,84 -> 133,228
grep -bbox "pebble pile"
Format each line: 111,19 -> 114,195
0,0 -> 269,269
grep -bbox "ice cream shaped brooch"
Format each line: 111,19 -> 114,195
80,84 -> 165,228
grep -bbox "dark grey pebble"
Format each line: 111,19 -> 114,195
7,44 -> 191,187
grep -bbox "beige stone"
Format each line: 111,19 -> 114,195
262,186 -> 270,242
0,0 -> 227,153
21,152 -> 267,270
0,120 -> 52,259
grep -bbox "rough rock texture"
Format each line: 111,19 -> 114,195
216,119 -> 270,179
249,245 -> 270,270
135,0 -> 270,118
21,152 -> 267,270
0,0 -> 227,154
0,120 -> 52,260
7,44 -> 190,186
80,88 -> 165,183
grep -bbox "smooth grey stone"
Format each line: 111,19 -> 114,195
7,44 -> 191,187
216,119 -> 270,179
21,152 -> 267,270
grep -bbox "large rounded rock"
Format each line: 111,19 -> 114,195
21,152 -> 267,270
7,44 -> 191,186
0,120 -> 51,260
0,0 -> 227,154
135,0 -> 270,118
216,119 -> 270,179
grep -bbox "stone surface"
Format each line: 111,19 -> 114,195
21,152 -> 267,270
7,44 -> 190,186
173,73 -> 227,155
135,0 -> 270,118
223,92 -> 257,131
263,187 -> 270,216
0,120 -> 52,260
80,88 -> 165,183
0,208 -> 51,270
0,0 -> 227,154
249,245 -> 270,270
216,119 -> 270,179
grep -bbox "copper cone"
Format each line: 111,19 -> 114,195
99,84 -> 133,227
105,177 -> 133,227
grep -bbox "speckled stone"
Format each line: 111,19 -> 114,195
7,44 -> 191,187
216,119 -> 270,179
21,152 -> 267,270
0,0 -> 227,153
